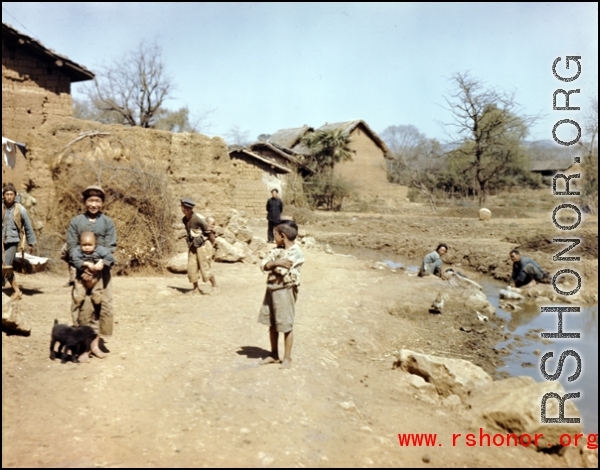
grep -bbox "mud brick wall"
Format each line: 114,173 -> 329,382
336,128 -> 408,202
2,41 -> 73,144
230,154 -> 285,217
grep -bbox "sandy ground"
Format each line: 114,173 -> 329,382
2,195 -> 597,468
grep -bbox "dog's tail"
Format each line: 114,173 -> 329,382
54,318 -> 59,326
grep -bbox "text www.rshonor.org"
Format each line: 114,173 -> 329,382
397,429 -> 598,448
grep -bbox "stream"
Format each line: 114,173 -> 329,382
329,244 -> 598,434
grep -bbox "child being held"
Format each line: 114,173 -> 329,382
70,232 -> 114,359
258,220 -> 304,369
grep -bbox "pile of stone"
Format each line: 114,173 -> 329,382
167,210 -> 326,273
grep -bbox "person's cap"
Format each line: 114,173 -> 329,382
181,197 -> 195,208
2,183 -> 17,195
82,185 -> 105,201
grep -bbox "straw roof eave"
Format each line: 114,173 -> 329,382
2,22 -> 94,82
229,148 -> 291,174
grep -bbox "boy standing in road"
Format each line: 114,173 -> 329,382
258,221 -> 304,369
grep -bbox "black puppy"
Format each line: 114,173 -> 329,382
49,319 -> 97,363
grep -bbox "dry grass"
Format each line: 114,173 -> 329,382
47,155 -> 175,274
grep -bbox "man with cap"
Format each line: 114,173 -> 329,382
2,183 -> 36,300
181,197 -> 219,295
66,185 -> 117,358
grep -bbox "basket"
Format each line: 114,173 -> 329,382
13,252 -> 49,274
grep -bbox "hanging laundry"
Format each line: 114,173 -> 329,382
2,137 -> 27,169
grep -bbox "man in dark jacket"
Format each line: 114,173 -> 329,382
266,188 -> 283,243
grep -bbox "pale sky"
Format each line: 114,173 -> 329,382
2,2 -> 598,145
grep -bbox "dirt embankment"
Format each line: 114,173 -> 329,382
306,206 -> 598,302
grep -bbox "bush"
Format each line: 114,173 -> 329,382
49,156 -> 175,274
303,173 -> 356,211
282,171 -> 308,208
283,206 -> 316,225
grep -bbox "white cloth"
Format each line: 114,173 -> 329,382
2,137 -> 26,169
2,137 -> 17,169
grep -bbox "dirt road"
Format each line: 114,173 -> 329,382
3,253 -> 567,468
3,196 -> 596,467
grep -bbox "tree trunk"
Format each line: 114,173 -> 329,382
478,181 -> 487,207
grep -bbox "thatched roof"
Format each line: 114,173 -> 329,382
530,159 -> 573,172
249,141 -> 314,176
256,119 -> 390,159
229,148 -> 291,174
316,120 -> 390,156
267,125 -> 314,149
2,23 -> 94,82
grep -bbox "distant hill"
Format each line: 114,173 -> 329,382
525,140 -> 579,164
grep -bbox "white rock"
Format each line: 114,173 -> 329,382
499,289 -> 524,301
338,401 -> 357,411
479,208 -> 492,220
395,349 -> 492,399
165,252 -> 188,274
302,237 -> 317,248
214,237 -> 246,262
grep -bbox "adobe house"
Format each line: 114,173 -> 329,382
228,129 -> 316,216
229,147 -> 294,216
530,158 -> 575,185
287,119 -> 408,201
312,120 -> 391,195
2,22 -> 94,186
248,140 -> 314,178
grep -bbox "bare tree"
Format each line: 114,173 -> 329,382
443,72 -> 537,206
82,42 -> 174,128
225,125 -> 251,147
153,106 -> 216,134
381,125 -> 443,212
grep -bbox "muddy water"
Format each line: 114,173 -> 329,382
329,244 -> 598,434
483,279 -> 598,435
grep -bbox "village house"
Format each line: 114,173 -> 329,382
228,146 -> 294,217
228,126 -> 316,216
237,119 -> 408,204
308,120 -> 392,197
2,22 -> 94,140
2,22 -> 94,185
530,157 -> 578,185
